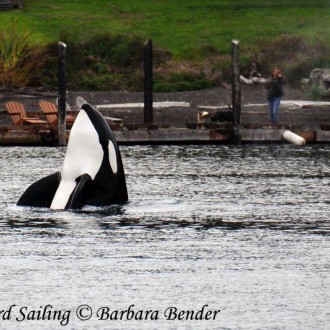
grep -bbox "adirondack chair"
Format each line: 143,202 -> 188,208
39,101 -> 76,127
5,101 -> 47,125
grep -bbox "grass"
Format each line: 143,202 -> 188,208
0,1 -> 329,92
0,0 -> 329,57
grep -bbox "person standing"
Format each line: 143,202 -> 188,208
266,68 -> 284,124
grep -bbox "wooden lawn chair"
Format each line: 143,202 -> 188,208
5,101 -> 47,125
39,101 -> 76,127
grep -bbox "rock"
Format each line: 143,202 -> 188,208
309,68 -> 330,96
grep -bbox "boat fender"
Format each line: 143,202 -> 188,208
282,130 -> 306,145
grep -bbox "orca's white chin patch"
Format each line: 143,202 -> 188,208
50,181 -> 76,210
50,110 -> 103,210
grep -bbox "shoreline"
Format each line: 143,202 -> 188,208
1,84 -> 330,145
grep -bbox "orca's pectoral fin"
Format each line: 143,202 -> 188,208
17,172 -> 61,208
66,173 -> 92,209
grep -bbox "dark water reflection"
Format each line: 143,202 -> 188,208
0,145 -> 329,329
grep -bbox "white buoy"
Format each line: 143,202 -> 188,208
282,130 -> 306,145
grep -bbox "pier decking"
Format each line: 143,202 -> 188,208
1,123 -> 329,145
0,89 -> 329,145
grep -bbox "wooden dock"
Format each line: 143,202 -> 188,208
1,95 -> 329,145
1,123 -> 329,145
114,125 -> 330,144
0,125 -> 57,145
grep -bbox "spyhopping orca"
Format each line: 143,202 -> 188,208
17,103 -> 128,210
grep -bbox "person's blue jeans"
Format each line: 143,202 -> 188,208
268,97 -> 281,124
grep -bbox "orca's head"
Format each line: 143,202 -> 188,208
81,103 -> 115,145
50,103 -> 119,210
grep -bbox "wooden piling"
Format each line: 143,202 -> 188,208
231,40 -> 241,140
144,39 -> 153,124
58,41 -> 67,146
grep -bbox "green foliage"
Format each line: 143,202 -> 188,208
38,32 -> 148,91
0,17 -> 28,70
0,16 -> 48,88
1,1 -> 330,91
307,83 -> 330,100
59,31 -> 145,70
154,71 -> 213,92
245,36 -> 330,87
307,84 -> 323,100
1,1 -> 330,58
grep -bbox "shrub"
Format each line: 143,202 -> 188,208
307,83 -> 330,100
154,71 -> 213,92
40,31 -> 150,91
245,35 -> 330,85
0,17 -> 48,88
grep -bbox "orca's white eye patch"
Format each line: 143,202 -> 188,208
108,140 -> 117,174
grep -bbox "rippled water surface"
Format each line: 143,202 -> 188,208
1,144 -> 329,329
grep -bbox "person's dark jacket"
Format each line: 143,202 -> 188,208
266,77 -> 284,101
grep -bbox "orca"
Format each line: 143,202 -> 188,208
17,103 -> 128,210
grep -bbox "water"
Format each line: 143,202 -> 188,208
0,144 -> 329,329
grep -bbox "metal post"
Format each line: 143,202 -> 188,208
144,39 -> 153,124
231,39 -> 241,140
58,41 -> 67,146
